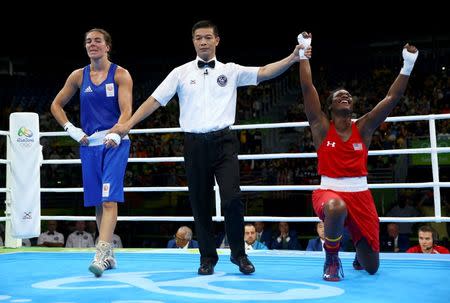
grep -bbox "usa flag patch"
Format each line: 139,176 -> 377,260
353,143 -> 363,150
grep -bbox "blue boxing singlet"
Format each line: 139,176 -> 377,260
80,63 -> 120,136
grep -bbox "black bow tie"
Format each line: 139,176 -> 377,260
48,232 -> 54,235
76,232 -> 83,236
198,60 -> 215,68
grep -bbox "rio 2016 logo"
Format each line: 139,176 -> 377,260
18,127 -> 33,137
16,126 -> 35,147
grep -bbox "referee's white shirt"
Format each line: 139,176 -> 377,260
152,57 -> 259,133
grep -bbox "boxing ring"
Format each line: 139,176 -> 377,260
1,113 -> 450,302
1,249 -> 449,302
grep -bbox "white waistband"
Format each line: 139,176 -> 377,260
88,130 -> 129,146
320,176 -> 368,192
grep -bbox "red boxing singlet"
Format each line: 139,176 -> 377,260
317,121 -> 368,178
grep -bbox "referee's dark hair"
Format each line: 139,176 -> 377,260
192,20 -> 219,38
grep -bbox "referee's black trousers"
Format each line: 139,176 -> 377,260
184,128 -> 246,264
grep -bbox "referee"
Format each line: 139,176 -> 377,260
110,20 -> 302,275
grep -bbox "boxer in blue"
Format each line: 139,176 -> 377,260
50,28 -> 132,277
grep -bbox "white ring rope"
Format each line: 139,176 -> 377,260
1,114 -> 450,225
41,147 -> 450,165
34,113 -> 450,137
0,215 -> 441,223
32,215 -> 446,223
40,183 -> 450,193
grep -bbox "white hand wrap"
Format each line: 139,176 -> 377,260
400,48 -> 419,76
104,133 -> 121,146
63,122 -> 87,143
297,33 -> 312,60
